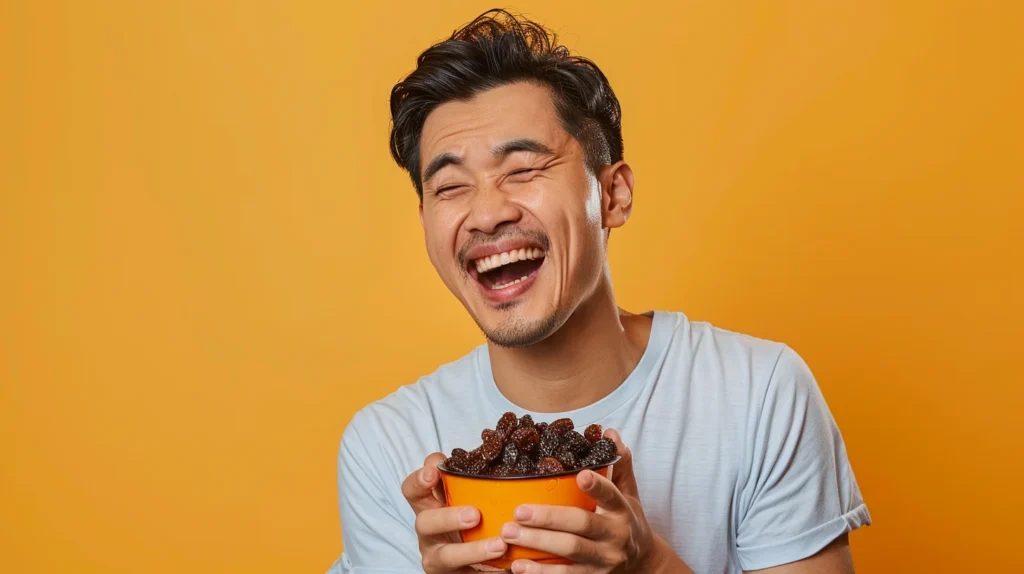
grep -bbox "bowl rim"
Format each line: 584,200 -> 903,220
436,455 -> 621,481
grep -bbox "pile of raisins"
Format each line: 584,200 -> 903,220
444,412 -> 618,477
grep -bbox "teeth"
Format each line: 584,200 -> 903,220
490,276 -> 530,290
473,248 -> 546,273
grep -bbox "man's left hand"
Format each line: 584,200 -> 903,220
499,430 -> 690,574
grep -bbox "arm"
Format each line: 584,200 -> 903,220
735,346 -> 870,572
333,412 -> 423,572
746,534 -> 853,574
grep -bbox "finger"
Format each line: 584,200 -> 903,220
426,537 -> 507,571
512,504 -> 616,540
577,469 -> 630,514
510,560 -> 587,574
401,453 -> 447,514
423,452 -> 448,503
602,429 -> 638,497
414,506 -> 481,537
500,522 -> 606,564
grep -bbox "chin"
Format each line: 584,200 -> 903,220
473,303 -> 569,349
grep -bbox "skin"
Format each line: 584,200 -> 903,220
401,81 -> 855,573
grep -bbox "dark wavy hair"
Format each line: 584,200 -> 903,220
389,9 -> 624,199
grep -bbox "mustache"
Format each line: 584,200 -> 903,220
457,228 -> 551,271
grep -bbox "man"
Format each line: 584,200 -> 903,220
329,9 -> 869,574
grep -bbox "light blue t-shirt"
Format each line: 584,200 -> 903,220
328,311 -> 870,573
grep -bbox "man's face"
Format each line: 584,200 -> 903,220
418,82 -> 608,347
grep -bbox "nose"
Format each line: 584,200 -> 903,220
463,182 -> 522,235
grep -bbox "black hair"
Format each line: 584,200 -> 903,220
389,9 -> 624,199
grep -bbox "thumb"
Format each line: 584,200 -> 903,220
603,429 -> 638,498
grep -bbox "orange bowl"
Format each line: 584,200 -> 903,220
437,457 -> 619,569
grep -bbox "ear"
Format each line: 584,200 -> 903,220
600,161 -> 634,229
418,202 -> 424,229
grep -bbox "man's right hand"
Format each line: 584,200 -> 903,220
402,453 -> 508,573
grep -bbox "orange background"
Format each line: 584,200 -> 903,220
2,1 -> 1022,572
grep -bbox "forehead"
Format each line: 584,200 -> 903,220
419,82 -> 566,167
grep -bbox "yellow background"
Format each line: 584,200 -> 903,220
3,1 -> 1022,572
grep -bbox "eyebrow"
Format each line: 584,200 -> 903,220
492,138 -> 555,158
422,152 -> 463,184
422,138 -> 555,184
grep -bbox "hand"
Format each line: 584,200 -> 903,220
499,430 -> 689,573
401,453 -> 508,573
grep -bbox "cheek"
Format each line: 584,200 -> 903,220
422,210 -> 462,273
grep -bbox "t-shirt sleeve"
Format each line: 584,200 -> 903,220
735,346 -> 871,571
327,411 -> 423,574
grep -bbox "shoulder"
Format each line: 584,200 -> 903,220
654,311 -> 821,416
659,311 -> 791,380
339,346 -> 486,480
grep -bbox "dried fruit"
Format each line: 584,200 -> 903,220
445,414 -> 621,477
514,455 -> 537,475
481,435 -> 504,462
488,463 -> 514,477
585,437 -> 617,465
468,455 -> 488,475
554,444 -> 579,470
510,425 -> 540,453
537,457 -> 565,475
502,443 -> 519,467
446,449 -> 469,472
495,412 -> 519,440
546,417 -> 574,437
538,432 -> 561,458
561,430 -> 590,456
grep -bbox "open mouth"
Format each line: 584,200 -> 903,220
469,247 -> 546,291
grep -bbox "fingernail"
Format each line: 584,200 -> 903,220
459,507 -> 478,525
501,522 -> 520,539
511,561 -> 528,573
579,470 -> 594,488
486,538 -> 504,553
514,505 -> 533,521
421,468 -> 434,483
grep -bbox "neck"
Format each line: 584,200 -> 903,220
487,282 -> 653,413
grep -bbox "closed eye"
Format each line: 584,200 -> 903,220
506,168 -> 539,182
436,184 -> 468,196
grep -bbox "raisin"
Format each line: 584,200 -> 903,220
447,448 -> 474,471
537,457 -> 565,475
555,444 -> 579,470
518,414 -> 535,429
465,450 -> 488,474
561,430 -> 590,456
514,455 -> 537,475
481,435 -> 504,462
584,424 -> 603,444
502,443 -> 519,467
546,417 -> 574,437
535,422 -> 548,436
510,425 -> 540,453
488,463 -> 514,477
495,412 -> 519,440
583,438 -> 617,466
481,428 -> 496,443
538,432 -> 561,458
